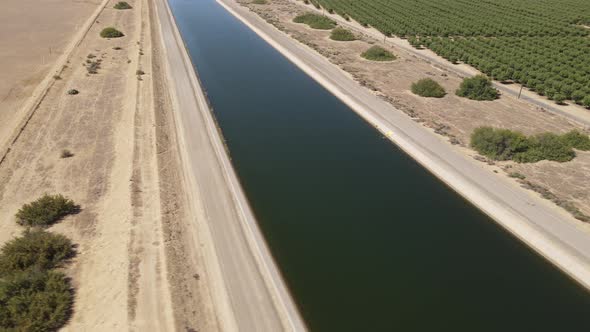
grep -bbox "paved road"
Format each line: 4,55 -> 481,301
287,0 -> 590,128
220,0 -> 590,288
153,0 -> 306,330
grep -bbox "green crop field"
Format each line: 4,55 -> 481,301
308,0 -> 590,106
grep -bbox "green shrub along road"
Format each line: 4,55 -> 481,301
411,78 -> 446,98
361,46 -> 395,61
0,195 -> 79,331
470,127 -> 590,163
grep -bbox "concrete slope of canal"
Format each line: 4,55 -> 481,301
168,0 -> 590,330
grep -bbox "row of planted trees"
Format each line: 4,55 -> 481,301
301,0 -> 590,106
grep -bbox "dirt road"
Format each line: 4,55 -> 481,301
219,0 -> 590,289
153,0 -> 306,330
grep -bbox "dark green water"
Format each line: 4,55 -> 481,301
169,0 -> 590,330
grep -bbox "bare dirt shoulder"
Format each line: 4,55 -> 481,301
0,0 -> 195,330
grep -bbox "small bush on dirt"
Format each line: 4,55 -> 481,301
456,75 -> 499,101
293,13 -> 336,30
251,0 -> 267,4
100,27 -> 124,38
113,1 -> 132,9
0,270 -> 73,331
560,130 -> 590,150
330,27 -> 356,41
361,45 -> 396,61
67,89 -> 79,95
0,230 -> 74,277
60,149 -> 74,158
136,69 -> 145,76
15,194 -> 79,228
85,59 -> 101,74
411,78 -> 446,98
508,172 -> 526,180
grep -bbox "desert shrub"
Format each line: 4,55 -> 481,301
100,27 -> 124,38
60,149 -> 74,158
471,127 -> 577,163
470,127 -> 529,161
293,13 -> 336,30
0,230 -> 74,277
86,59 -> 101,74
15,194 -> 79,228
514,133 -> 575,163
0,270 -> 73,331
113,1 -> 132,9
136,69 -> 145,76
411,78 -> 446,98
456,75 -> 499,100
508,172 -> 526,180
67,89 -> 79,95
560,130 -> 590,150
251,0 -> 267,4
361,46 -> 396,61
330,27 -> 356,41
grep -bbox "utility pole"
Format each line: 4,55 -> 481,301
518,85 -> 523,99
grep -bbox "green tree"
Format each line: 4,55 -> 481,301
470,127 -> 529,160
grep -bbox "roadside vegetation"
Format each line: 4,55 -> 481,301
100,27 -> 124,38
0,195 -> 79,331
251,0 -> 267,4
361,46 -> 396,61
411,78 -> 446,98
310,0 -> 590,105
113,1 -> 132,9
456,75 -> 499,100
15,194 -> 79,228
330,27 -> 356,41
470,127 -> 590,163
293,13 -> 336,30
0,230 -> 74,276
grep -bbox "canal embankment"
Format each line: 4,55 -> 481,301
152,0 -> 307,330
215,0 -> 590,289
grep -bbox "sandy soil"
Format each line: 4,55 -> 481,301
0,0 -> 211,330
240,0 -> 590,220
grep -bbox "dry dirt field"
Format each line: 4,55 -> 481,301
240,0 -> 590,221
0,0 -> 216,330
0,0 -> 102,155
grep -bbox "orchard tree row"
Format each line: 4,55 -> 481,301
306,0 -> 590,105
